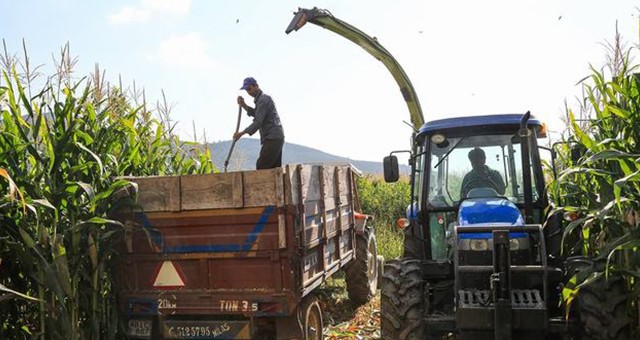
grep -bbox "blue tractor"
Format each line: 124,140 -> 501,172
381,110 -> 632,340
381,112 -> 573,339
286,7 -> 633,339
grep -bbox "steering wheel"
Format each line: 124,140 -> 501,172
461,178 -> 499,198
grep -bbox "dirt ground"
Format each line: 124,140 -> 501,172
317,275 -> 381,340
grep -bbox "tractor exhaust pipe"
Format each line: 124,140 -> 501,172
519,111 -> 534,224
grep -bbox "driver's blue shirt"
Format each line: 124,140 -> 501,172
460,165 -> 505,198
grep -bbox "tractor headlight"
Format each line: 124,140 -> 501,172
458,237 -> 530,251
469,239 -> 489,251
511,237 -> 530,250
459,238 -> 490,251
510,239 -> 520,250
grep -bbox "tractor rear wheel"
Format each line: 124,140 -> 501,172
345,229 -> 379,305
577,275 -> 631,340
381,258 -> 425,340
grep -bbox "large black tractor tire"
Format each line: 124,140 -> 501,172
577,275 -> 631,340
381,258 -> 425,340
345,228 -> 379,305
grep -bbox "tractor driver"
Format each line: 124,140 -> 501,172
459,147 -> 506,198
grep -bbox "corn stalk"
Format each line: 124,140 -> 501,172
548,28 -> 640,330
0,44 -> 214,339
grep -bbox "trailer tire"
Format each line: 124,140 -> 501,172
345,229 -> 379,305
376,255 -> 385,289
577,275 -> 631,340
381,258 -> 425,340
299,295 -> 324,340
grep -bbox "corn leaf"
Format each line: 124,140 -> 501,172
0,282 -> 41,302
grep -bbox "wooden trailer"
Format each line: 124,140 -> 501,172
115,163 -> 379,339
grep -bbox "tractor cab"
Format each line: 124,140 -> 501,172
386,113 -> 548,261
426,113 -> 543,260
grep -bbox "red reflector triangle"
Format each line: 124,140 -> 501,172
152,261 -> 186,289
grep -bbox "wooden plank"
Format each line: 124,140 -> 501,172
324,208 -> 338,235
338,204 -> 353,231
295,165 -> 322,202
347,167 -> 356,223
339,233 -> 354,261
293,164 -> 306,250
285,164 -> 299,205
296,165 -> 323,250
283,165 -> 295,206
324,166 -> 351,213
145,207 -> 266,219
278,213 -> 286,249
180,172 -> 243,210
274,169 -> 285,208
272,169 -> 286,249
323,166 -> 336,199
351,172 -> 361,212
243,168 -> 283,207
318,165 -> 328,273
333,167 -> 344,259
337,166 -> 350,197
133,176 -> 181,212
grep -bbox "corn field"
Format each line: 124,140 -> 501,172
547,30 -> 640,326
0,44 -> 214,339
356,175 -> 410,260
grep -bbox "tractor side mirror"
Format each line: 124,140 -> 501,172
383,156 -> 399,183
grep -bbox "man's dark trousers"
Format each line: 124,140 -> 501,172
256,139 -> 284,169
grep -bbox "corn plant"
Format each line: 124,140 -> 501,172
0,44 -> 214,339
547,30 -> 640,324
356,175 -> 410,260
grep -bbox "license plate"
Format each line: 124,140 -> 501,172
128,319 -> 152,338
163,320 -> 250,339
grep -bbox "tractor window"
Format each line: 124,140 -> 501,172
427,134 -> 538,206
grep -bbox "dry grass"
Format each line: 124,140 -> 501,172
318,273 -> 381,339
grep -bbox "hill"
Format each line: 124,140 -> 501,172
208,139 -> 410,175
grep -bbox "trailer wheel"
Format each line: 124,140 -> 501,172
345,228 -> 379,305
376,255 -> 385,289
577,275 -> 631,340
299,295 -> 324,340
381,258 -> 425,340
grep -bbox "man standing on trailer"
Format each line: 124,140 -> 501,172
234,77 -> 285,169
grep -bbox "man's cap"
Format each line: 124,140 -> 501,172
468,147 -> 486,160
240,77 -> 257,90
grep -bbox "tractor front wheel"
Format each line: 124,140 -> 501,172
381,258 -> 425,340
577,275 -> 631,340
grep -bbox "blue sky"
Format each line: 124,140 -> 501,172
2,0 -> 639,162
